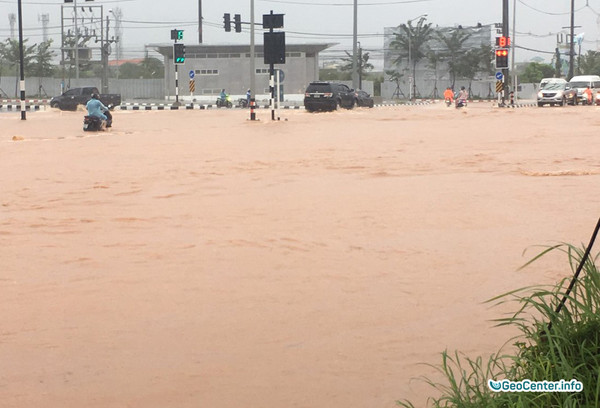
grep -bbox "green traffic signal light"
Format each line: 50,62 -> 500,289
171,29 -> 184,41
173,43 -> 185,65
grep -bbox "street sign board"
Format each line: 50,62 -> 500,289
495,72 -> 503,80
189,70 -> 195,79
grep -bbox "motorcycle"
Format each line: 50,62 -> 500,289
455,99 -> 467,109
237,98 -> 249,108
83,109 -> 112,131
216,95 -> 233,108
445,98 -> 452,107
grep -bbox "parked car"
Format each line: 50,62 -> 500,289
304,82 -> 355,112
537,81 -> 576,107
568,75 -> 600,104
50,86 -> 121,111
354,90 -> 374,108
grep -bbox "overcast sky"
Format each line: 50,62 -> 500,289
1,0 -> 598,68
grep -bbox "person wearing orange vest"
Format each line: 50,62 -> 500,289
443,87 -> 454,103
583,86 -> 593,105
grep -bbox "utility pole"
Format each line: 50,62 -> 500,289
351,0 -> 358,89
198,0 -> 203,43
74,0 -> 80,79
502,0 -> 509,105
568,0 -> 575,79
101,11 -> 109,94
250,0 -> 255,101
17,0 -> 26,120
511,0 -> 516,100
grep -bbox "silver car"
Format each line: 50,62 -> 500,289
537,82 -> 572,107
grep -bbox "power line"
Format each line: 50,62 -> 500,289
517,0 -> 586,16
258,0 -> 432,5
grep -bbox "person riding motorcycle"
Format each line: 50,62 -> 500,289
443,87 -> 454,106
455,86 -> 468,108
217,89 -> 232,107
85,93 -> 112,128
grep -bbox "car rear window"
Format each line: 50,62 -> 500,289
306,83 -> 332,93
569,82 -> 588,88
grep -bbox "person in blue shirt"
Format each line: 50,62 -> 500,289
246,89 -> 251,105
86,93 -> 112,128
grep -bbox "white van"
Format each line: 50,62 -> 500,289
568,75 -> 600,104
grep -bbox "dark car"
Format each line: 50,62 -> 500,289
50,87 -> 121,111
304,82 -> 355,112
354,90 -> 374,108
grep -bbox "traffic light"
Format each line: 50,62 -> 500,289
234,14 -> 242,32
223,13 -> 231,32
495,48 -> 509,69
173,43 -> 185,64
495,36 -> 511,48
171,29 -> 184,40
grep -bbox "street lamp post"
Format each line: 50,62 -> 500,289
407,14 -> 427,101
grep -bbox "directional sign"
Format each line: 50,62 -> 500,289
495,72 -> 503,80
189,70 -> 195,79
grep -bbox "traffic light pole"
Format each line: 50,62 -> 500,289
174,37 -> 180,107
502,0 -> 509,106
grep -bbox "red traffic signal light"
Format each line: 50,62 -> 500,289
495,48 -> 509,69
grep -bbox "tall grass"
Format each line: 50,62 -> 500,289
398,242 -> 600,408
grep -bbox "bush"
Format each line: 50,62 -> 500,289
398,237 -> 600,408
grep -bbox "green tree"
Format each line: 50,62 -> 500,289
578,50 -> 600,76
0,38 -> 37,96
117,57 -> 165,79
31,40 -> 56,77
0,38 -> 36,76
390,16 -> 434,98
140,57 -> 165,79
436,28 -> 472,88
519,62 -> 555,83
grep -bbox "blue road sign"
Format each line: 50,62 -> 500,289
495,72 -> 503,80
189,70 -> 195,79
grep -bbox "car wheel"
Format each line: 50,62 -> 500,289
559,98 -> 565,106
537,102 -> 543,107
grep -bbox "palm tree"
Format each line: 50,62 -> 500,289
436,28 -> 471,88
341,49 -> 374,89
385,69 -> 405,99
426,50 -> 443,98
390,17 -> 434,99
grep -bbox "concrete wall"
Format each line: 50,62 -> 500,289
0,76 -> 163,100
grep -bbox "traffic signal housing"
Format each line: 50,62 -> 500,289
173,43 -> 186,64
171,29 -> 184,41
495,48 -> 509,69
224,13 -> 231,32
234,14 -> 242,32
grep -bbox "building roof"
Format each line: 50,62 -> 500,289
149,43 -> 335,58
108,58 -> 146,67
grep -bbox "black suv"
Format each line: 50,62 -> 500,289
304,82 -> 355,112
